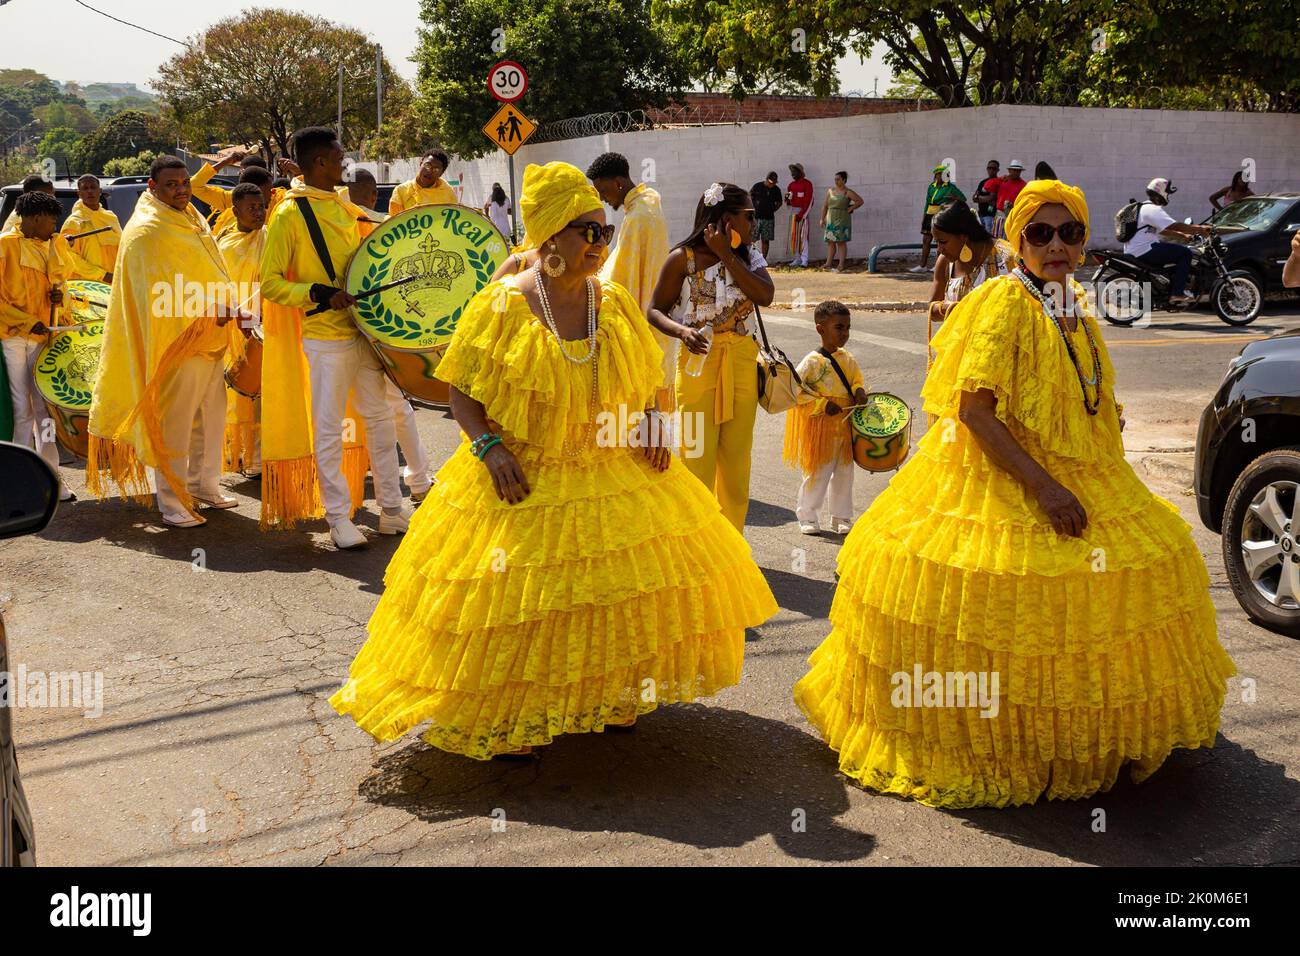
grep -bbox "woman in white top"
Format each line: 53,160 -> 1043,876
648,182 -> 775,530
483,182 -> 513,242
926,200 -> 1013,362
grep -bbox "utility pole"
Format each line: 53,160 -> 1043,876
375,44 -> 386,183
337,64 -> 344,141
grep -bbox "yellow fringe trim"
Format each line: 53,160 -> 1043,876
85,433 -> 154,506
783,404 -> 852,475
260,444 -> 369,531
223,419 -> 259,474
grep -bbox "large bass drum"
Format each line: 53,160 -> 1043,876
345,204 -> 509,405
34,319 -> 104,460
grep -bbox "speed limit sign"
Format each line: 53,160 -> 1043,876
487,61 -> 528,103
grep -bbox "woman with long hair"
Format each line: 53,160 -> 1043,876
794,179 -> 1234,808
1210,170 -> 1254,212
647,182 -> 775,530
330,162 -> 776,759
483,181 -> 513,241
819,171 -> 863,272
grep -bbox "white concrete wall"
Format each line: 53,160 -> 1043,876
362,105 -> 1300,260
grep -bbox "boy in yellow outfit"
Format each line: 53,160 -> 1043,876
387,150 -> 455,215
61,175 -> 122,282
0,191 -> 74,499
216,183 -> 268,477
783,300 -> 867,535
259,126 -> 406,548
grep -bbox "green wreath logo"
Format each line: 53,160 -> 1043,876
49,368 -> 92,408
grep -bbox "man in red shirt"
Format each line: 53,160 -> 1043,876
992,160 -> 1027,238
786,163 -> 814,266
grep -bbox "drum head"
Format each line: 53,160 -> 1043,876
66,279 -> 112,322
346,204 -> 509,351
851,393 -> 911,437
34,321 -> 104,409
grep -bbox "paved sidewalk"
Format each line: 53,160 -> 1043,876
769,264 -> 932,310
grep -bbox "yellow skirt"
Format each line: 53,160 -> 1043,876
331,440 -> 778,758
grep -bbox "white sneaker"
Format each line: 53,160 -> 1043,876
799,521 -> 820,535
330,518 -> 367,549
162,511 -> 206,528
908,264 -> 929,274
378,509 -> 410,535
192,491 -> 239,509
834,519 -> 853,534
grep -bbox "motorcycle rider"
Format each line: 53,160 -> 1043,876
1123,177 -> 1212,306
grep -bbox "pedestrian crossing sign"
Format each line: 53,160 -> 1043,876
483,103 -> 536,155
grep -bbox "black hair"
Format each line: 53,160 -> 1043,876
814,299 -> 850,324
231,182 -> 263,205
240,154 -> 268,170
149,154 -> 188,180
21,175 -> 52,192
766,171 -> 779,182
586,152 -> 630,181
835,170 -> 848,182
1035,161 -> 1057,180
238,166 -> 274,187
350,167 -> 377,185
76,174 -> 100,187
673,182 -> 752,259
16,191 -> 62,219
422,149 -> 449,168
292,126 -> 340,171
490,182 -> 507,205
932,200 -> 992,242
1231,170 -> 1247,189
272,176 -> 291,189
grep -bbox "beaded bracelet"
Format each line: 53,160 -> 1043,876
472,435 -> 502,460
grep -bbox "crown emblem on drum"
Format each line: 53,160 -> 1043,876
392,234 -> 465,293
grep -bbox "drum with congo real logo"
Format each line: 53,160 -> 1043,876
849,393 -> 912,472
345,204 -> 508,404
64,279 -> 111,323
34,319 -> 104,460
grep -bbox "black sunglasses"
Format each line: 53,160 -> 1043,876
1021,220 -> 1087,246
564,222 -> 615,245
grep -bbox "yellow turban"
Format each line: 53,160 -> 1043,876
1003,179 -> 1090,263
518,161 -> 603,252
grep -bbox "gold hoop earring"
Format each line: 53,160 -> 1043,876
958,242 -> 973,263
543,244 -> 566,277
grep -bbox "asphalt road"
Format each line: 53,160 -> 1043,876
4,298 -> 1300,866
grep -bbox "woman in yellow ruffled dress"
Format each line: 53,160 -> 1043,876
794,179 -> 1235,808
330,162 -> 777,759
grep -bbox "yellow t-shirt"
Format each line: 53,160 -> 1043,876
797,348 -> 865,403
261,184 -> 363,340
388,178 -> 456,216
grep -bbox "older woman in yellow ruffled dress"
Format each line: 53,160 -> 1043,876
330,162 -> 777,759
793,179 -> 1235,808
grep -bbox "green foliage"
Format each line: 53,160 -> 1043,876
102,151 -> 160,178
154,9 -> 399,157
77,111 -> 176,176
35,127 -> 83,176
414,0 -> 688,159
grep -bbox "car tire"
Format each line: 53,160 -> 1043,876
1093,270 -> 1145,326
1213,270 -> 1263,326
1221,447 -> 1300,638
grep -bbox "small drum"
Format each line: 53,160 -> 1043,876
850,393 -> 912,472
224,326 -> 264,398
345,204 -> 508,404
34,320 -> 105,460
64,279 -> 112,323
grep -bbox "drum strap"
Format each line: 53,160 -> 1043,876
818,347 -> 854,397
294,197 -> 337,283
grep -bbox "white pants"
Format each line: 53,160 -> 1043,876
3,337 -> 61,474
385,379 -> 430,493
153,353 -> 226,517
796,443 -> 855,524
302,336 -> 401,523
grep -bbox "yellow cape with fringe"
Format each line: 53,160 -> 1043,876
86,190 -> 233,511
216,225 -> 265,473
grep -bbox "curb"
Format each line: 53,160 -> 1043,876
772,300 -> 927,312
1131,452 -> 1195,489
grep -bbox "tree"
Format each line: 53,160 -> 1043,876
153,9 -> 399,158
414,0 -> 688,159
35,127 -> 83,176
103,151 -> 159,178
77,110 -> 176,175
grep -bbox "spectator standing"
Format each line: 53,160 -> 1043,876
991,160 -> 1027,238
786,163 -> 814,267
972,160 -> 1002,235
751,172 -> 783,259
819,172 -> 863,272
1210,171 -> 1254,212
911,164 -> 965,273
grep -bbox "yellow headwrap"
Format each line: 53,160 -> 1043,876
1003,179 -> 1090,264
518,161 -> 603,252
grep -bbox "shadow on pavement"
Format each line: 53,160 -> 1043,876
949,734 -> 1300,866
359,702 -> 874,863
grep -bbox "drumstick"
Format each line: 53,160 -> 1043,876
62,225 -> 115,242
304,273 -> 421,316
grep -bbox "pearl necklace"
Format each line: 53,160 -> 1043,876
534,263 -> 599,454
1013,267 -> 1102,415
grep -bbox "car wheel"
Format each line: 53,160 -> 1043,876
1213,270 -> 1263,325
1094,272 -> 1145,326
1222,447 -> 1300,638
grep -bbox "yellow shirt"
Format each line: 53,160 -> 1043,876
388,178 -> 456,216
599,183 -> 670,312
61,200 -> 122,281
216,225 -> 266,316
0,232 -> 72,340
797,348 -> 865,405
191,162 -> 287,235
261,183 -> 364,340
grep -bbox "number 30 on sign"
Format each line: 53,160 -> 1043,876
488,61 -> 528,103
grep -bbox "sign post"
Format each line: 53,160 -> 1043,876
484,62 -> 531,245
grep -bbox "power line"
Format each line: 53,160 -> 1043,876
70,0 -> 188,47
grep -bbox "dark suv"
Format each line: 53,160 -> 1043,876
1195,331 -> 1300,636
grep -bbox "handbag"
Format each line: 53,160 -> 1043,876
754,304 -> 804,413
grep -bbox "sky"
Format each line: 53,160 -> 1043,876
0,0 -> 892,93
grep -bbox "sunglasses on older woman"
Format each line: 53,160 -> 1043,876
564,221 -> 616,245
1021,220 -> 1087,246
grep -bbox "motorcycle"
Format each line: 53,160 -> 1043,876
1089,225 -> 1263,326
